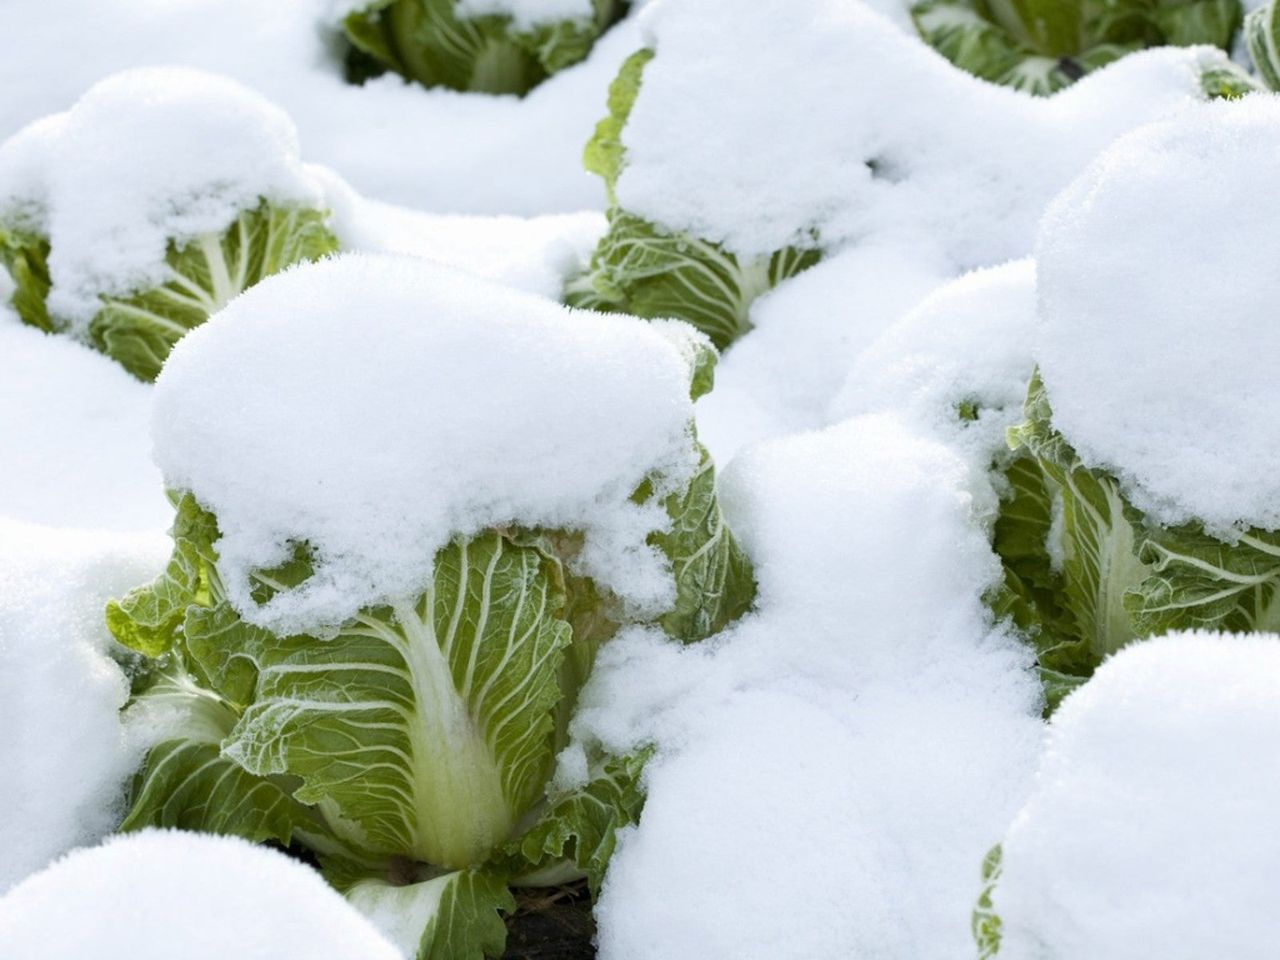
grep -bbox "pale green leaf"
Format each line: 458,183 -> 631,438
221,530 -> 572,869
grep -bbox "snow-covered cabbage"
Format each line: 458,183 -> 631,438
974,633 -> 1280,960
106,254 -> 752,960
341,0 -> 622,94
0,68 -> 337,382
1245,0 -> 1280,88
565,0 -> 1245,351
911,0 -> 1246,95
987,97 -> 1280,708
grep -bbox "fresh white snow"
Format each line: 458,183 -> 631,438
0,830 -> 403,959
0,521 -> 169,891
1037,95 -> 1280,532
152,253 -> 702,634
0,67 -> 324,330
0,312 -> 170,533
993,632 -> 1280,960
574,413 -> 1044,960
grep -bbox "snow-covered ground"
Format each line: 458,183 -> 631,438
3,1 -> 1279,959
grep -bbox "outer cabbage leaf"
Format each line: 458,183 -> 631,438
972,844 -> 1003,960
502,750 -> 648,894
106,493 -> 219,658
997,370 -> 1280,709
912,0 -> 1243,94
651,445 -> 756,641
90,202 -> 338,382
219,530 -> 572,870
1127,525 -> 1280,636
0,229 -> 54,332
343,869 -> 514,960
1247,0 -> 1280,89
566,48 -> 820,349
343,0 -> 619,95
1006,372 -> 1151,680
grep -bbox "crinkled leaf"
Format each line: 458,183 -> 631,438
1247,1 -> 1280,90
343,869 -> 514,960
120,740 -> 310,845
570,49 -> 820,349
990,453 -> 1065,637
343,0 -> 618,95
221,530 -> 572,869
0,229 -> 54,332
106,494 -> 220,657
1008,371 -> 1150,679
1128,525 -> 1280,636
503,750 -> 648,895
566,209 -> 819,350
90,202 -> 337,382
913,0 -> 1242,94
972,843 -> 1003,959
582,48 -> 653,199
652,445 -> 756,643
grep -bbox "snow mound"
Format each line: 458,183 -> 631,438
0,314 -> 169,533
0,0 -> 636,215
1037,96 -> 1280,531
695,241 -> 949,464
0,67 -> 322,329
620,0 -> 1222,262
0,521 -> 169,892
314,165 -> 604,300
833,258 -> 1038,470
994,631 -> 1280,960
0,830 -> 402,959
575,414 -> 1043,960
152,253 -> 703,634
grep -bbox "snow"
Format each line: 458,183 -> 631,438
696,242 -> 950,463
0,67 -> 323,331
0,521 -> 169,892
0,830 -> 402,959
314,165 -> 604,300
1037,96 -> 1280,532
0,0 -> 633,216
574,414 -> 1044,960
620,0 -> 1225,261
151,253 -> 702,634
832,258 -> 1038,471
0,313 -> 170,534
993,632 -> 1280,960
455,0 -> 597,28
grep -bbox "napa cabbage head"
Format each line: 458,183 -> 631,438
911,0 -> 1245,95
0,202 -> 338,382
342,0 -> 622,95
989,370 -> 1280,711
564,49 -> 821,350
106,346 -> 754,960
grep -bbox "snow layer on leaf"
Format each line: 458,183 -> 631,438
152,253 -> 700,634
620,0 -> 1222,260
1037,96 -> 1280,531
994,632 -> 1280,960
314,165 -> 604,300
574,414 -> 1044,960
833,259 -> 1038,472
0,314 -> 169,533
0,0 -> 639,215
0,521 -> 169,892
0,67 -> 322,330
0,830 -> 401,959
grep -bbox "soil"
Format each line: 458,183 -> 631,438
504,882 -> 596,960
